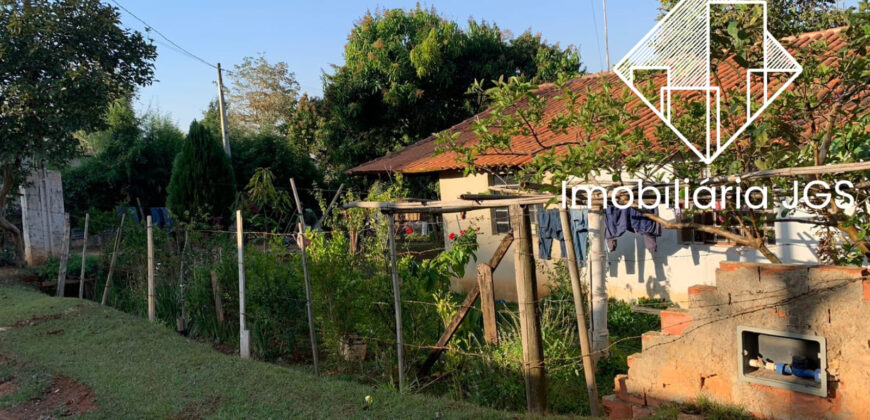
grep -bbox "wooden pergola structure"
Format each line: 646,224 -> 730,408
344,195 -> 601,415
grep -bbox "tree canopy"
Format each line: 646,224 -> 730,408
0,0 -> 156,263
319,6 -> 583,179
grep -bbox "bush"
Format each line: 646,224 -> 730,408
36,254 -> 101,282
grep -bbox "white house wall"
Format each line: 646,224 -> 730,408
439,172 -> 821,306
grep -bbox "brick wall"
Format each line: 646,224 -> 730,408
604,262 -> 870,420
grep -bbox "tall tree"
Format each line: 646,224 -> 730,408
320,6 -> 582,179
167,121 -> 236,224
226,55 -> 300,135
0,0 -> 156,264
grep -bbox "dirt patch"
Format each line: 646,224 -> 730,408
0,376 -> 97,419
170,395 -> 224,420
9,306 -> 81,328
0,378 -> 18,398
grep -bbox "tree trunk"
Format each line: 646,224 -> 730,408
644,213 -> 781,264
0,164 -> 24,266
0,214 -> 24,266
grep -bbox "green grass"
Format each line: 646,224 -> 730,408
0,285 -> 553,419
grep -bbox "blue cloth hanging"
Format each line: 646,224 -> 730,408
569,208 -> 589,267
537,207 -> 566,259
605,207 -> 661,253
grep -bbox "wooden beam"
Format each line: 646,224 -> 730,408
419,232 -> 515,375
101,213 -> 125,306
511,204 -> 547,413
477,264 -> 498,345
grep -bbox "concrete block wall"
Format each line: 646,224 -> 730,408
604,262 -> 870,420
19,168 -> 65,265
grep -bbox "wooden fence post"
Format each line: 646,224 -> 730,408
56,213 -> 70,297
147,215 -> 155,323
385,211 -> 405,392
510,204 -> 547,413
211,270 -> 225,326
78,213 -> 89,299
559,208 -> 600,416
290,178 -> 320,376
236,210 -> 250,359
101,213 -> 125,305
477,263 -> 498,344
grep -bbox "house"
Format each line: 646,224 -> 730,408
347,28 -> 848,306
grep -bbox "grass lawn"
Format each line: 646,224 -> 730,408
0,284 -> 553,419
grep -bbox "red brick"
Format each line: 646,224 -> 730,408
660,310 -> 692,336
603,395 -> 634,419
864,279 -> 870,302
688,285 -> 717,295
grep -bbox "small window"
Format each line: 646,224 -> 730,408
489,173 -> 519,234
679,209 -> 775,245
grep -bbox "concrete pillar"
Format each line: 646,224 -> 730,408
588,208 -> 609,356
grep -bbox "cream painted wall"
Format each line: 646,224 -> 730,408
438,172 -> 821,306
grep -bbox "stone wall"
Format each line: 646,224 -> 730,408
604,262 -> 870,420
19,168 -> 65,265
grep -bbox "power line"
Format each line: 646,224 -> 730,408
105,0 -> 218,70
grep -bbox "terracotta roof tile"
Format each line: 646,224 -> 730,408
347,27 -> 848,175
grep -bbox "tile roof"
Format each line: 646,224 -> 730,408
347,27 -> 847,175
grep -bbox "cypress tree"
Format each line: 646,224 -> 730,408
167,121 -> 236,223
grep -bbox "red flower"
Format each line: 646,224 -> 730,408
475,227 -> 481,231
405,227 -> 413,234
460,230 -> 467,235
448,233 -> 457,241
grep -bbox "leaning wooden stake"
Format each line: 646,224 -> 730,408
147,215 -> 155,323
559,208 -> 600,417
78,213 -> 89,299
290,178 -> 320,376
56,213 -> 71,297
101,213 -> 126,305
385,211 -> 405,392
236,210 -> 250,359
510,204 -> 547,413
419,231 -> 513,375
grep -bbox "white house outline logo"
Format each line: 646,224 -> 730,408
613,0 -> 802,164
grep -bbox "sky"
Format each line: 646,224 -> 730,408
114,0 -> 856,128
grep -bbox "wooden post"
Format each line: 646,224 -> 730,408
385,211 -> 405,392
177,230 -> 189,333
477,264 -> 498,344
78,213 -> 89,299
236,210 -> 250,359
56,213 -> 70,297
510,204 -> 546,413
217,63 -> 232,158
147,215 -> 155,323
211,270 -> 225,326
290,178 -> 320,376
559,208 -> 600,416
102,213 -> 125,305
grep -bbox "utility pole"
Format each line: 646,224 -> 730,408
216,63 -> 232,158
603,0 -> 611,70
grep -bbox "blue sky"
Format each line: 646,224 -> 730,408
115,0 -> 855,128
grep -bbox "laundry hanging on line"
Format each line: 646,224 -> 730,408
605,207 -> 661,253
536,207 -> 589,267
